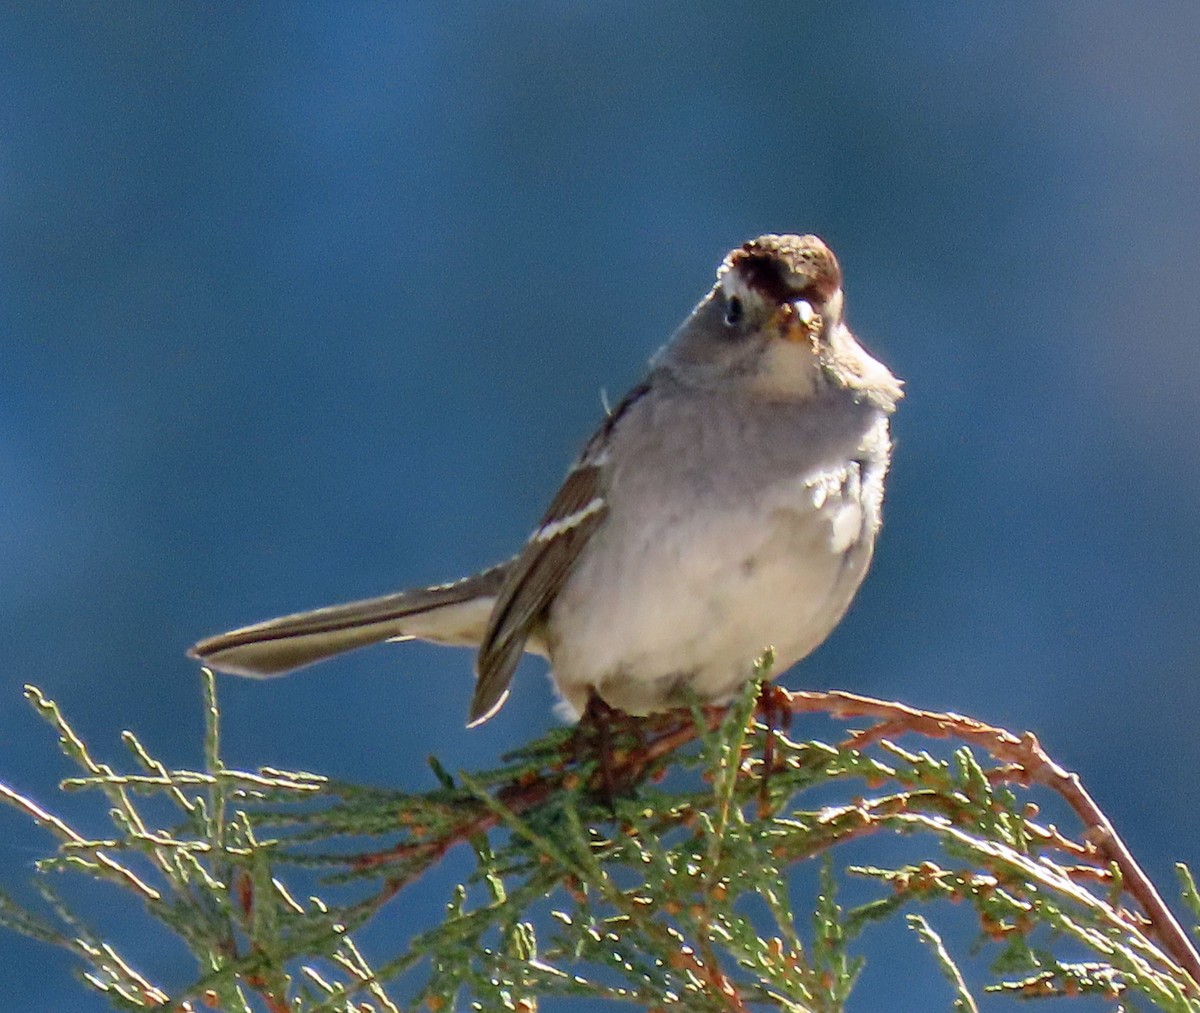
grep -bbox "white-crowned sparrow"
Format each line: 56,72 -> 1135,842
191,234 -> 903,726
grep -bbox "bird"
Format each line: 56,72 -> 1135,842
190,234 -> 903,728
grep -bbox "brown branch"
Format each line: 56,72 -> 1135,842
786,689 -> 1200,992
351,710 -> 729,918
352,708 -> 720,889
341,686 -> 1197,997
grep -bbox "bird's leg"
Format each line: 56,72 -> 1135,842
573,690 -> 617,806
756,681 -> 793,815
573,690 -> 650,808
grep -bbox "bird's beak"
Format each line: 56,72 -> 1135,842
774,298 -> 823,349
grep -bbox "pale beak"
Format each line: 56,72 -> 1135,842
775,297 -> 823,348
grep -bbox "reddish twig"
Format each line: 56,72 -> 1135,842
787,689 -> 1200,992
341,686 -> 1197,996
228,870 -> 293,1013
349,709 -> 725,914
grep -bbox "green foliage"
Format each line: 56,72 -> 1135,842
0,667 -> 1197,1011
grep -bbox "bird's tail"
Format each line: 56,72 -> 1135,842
189,563 -> 510,679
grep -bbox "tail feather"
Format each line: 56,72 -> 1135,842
189,564 -> 511,679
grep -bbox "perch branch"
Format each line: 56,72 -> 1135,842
344,686 -> 1197,996
788,689 -> 1200,992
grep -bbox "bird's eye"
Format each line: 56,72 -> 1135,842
724,295 -> 744,327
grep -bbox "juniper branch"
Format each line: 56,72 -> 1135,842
0,672 -> 1196,1010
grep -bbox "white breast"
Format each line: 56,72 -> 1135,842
544,395 -> 890,717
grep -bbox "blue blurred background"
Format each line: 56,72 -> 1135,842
3,3 -> 1199,1009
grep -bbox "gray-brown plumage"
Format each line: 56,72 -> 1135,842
190,234 -> 903,726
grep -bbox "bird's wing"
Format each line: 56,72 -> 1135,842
468,381 -> 651,725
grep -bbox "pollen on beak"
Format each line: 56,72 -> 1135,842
776,298 -> 823,346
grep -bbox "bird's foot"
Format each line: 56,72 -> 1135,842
756,681 -> 793,816
571,690 -> 651,809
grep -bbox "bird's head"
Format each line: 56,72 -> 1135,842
662,234 -> 902,409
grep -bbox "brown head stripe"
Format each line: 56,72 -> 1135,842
726,234 -> 842,304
